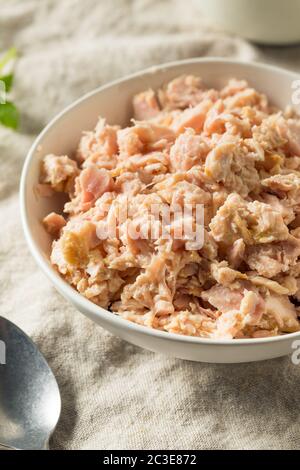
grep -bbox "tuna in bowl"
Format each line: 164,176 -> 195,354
20,59 -> 300,362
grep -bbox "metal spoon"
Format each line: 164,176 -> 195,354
0,316 -> 61,450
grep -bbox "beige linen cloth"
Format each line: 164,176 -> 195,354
1,0 -> 300,450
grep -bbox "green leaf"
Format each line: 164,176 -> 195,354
0,47 -> 17,74
0,101 -> 19,129
0,73 -> 13,92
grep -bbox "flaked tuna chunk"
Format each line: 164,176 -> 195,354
203,100 -> 226,135
291,226 -> 300,239
224,88 -> 267,110
247,275 -> 290,295
210,193 -> 288,245
211,187 -> 230,217
252,115 -> 286,151
77,118 -> 119,168
205,138 -> 260,197
201,285 -> 244,313
82,153 -> 117,172
119,253 -> 173,313
246,246 -> 284,278
210,261 -> 247,286
278,118 -> 300,156
247,199 -> 289,243
115,151 -> 169,180
41,154 -> 79,192
239,290 -> 265,325
212,309 -> 244,339
43,212 -> 66,237
262,173 -> 300,221
58,220 -> 99,268
197,229 -> 218,261
259,193 -> 295,225
275,275 -> 298,295
205,140 -> 235,181
51,224 -> 91,273
202,285 -> 265,338
293,278 -> 300,302
173,293 -> 194,311
227,238 -> 245,269
262,172 -> 300,192
254,149 -> 282,174
79,167 -> 113,210
220,78 -> 248,98
210,194 -> 252,245
133,89 -> 160,120
171,100 -> 213,134
283,155 -> 300,171
117,122 -> 175,156
265,293 -> 300,332
114,172 -> 144,196
169,129 -> 209,171
158,74 -> 204,110
285,260 -> 300,278
246,235 -> 300,278
262,173 -> 300,199
203,99 -> 252,137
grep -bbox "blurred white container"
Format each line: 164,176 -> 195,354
198,0 -> 300,45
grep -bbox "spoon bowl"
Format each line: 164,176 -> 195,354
0,316 -> 61,450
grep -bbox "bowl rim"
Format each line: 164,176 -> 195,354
20,57 -> 300,347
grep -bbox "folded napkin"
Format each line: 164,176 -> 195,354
1,0 -> 300,449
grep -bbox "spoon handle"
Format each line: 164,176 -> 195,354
0,440 -> 48,450
0,442 -> 17,450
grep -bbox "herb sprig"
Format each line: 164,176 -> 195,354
0,47 -> 19,130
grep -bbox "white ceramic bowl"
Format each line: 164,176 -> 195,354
20,58 -> 300,363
